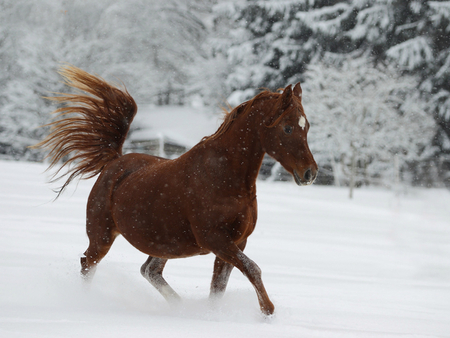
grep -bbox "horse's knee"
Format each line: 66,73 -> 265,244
145,268 -> 162,284
237,253 -> 261,279
249,263 -> 262,280
140,264 -> 146,278
140,256 -> 154,278
140,257 -> 166,286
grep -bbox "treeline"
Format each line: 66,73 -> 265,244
1,0 -> 449,188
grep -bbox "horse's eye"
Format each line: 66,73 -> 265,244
284,125 -> 293,134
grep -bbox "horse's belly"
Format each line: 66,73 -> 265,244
113,206 -> 206,258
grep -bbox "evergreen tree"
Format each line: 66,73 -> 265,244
348,0 -> 450,184
215,0 -> 450,186
214,0 -> 357,97
0,0 -> 61,160
304,56 -> 435,195
0,0 -> 213,159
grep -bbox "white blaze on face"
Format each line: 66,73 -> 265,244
299,116 -> 306,130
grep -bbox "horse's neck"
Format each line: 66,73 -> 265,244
200,111 -> 266,192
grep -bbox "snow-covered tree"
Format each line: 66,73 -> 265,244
346,0 -> 450,185
213,0 -> 356,99
304,56 -> 435,197
0,0 -> 215,159
214,0 -> 449,186
0,0 -> 62,160
86,0 -> 211,104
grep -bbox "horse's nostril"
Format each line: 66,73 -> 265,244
304,168 -> 312,181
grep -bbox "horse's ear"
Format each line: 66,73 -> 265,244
280,84 -> 293,109
264,85 -> 293,126
293,82 -> 302,100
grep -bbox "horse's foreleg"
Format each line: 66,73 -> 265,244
210,257 -> 234,298
202,232 -> 274,316
140,256 -> 181,302
210,240 -> 246,298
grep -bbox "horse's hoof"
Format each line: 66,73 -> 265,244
260,302 -> 275,317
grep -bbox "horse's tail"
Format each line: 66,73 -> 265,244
34,64 -> 137,196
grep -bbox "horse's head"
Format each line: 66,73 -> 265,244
260,83 -> 318,186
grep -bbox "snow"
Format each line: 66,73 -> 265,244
386,37 -> 434,71
1,159 -> 450,337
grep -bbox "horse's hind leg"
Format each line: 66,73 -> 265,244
81,205 -> 118,281
81,230 -> 118,281
140,256 -> 181,302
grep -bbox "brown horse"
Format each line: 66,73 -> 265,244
36,65 -> 318,316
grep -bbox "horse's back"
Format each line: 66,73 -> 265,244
101,152 -> 166,185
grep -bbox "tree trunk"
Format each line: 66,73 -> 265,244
267,162 -> 282,182
331,157 -> 340,187
349,146 -> 357,199
394,153 -> 400,195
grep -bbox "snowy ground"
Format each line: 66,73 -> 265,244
1,159 -> 450,337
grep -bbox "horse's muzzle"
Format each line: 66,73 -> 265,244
293,167 -> 317,186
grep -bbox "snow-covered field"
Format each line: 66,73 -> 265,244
1,159 -> 450,337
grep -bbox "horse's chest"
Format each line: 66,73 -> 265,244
229,207 -> 257,242
193,195 -> 257,242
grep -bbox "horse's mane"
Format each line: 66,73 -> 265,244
203,90 -> 281,142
